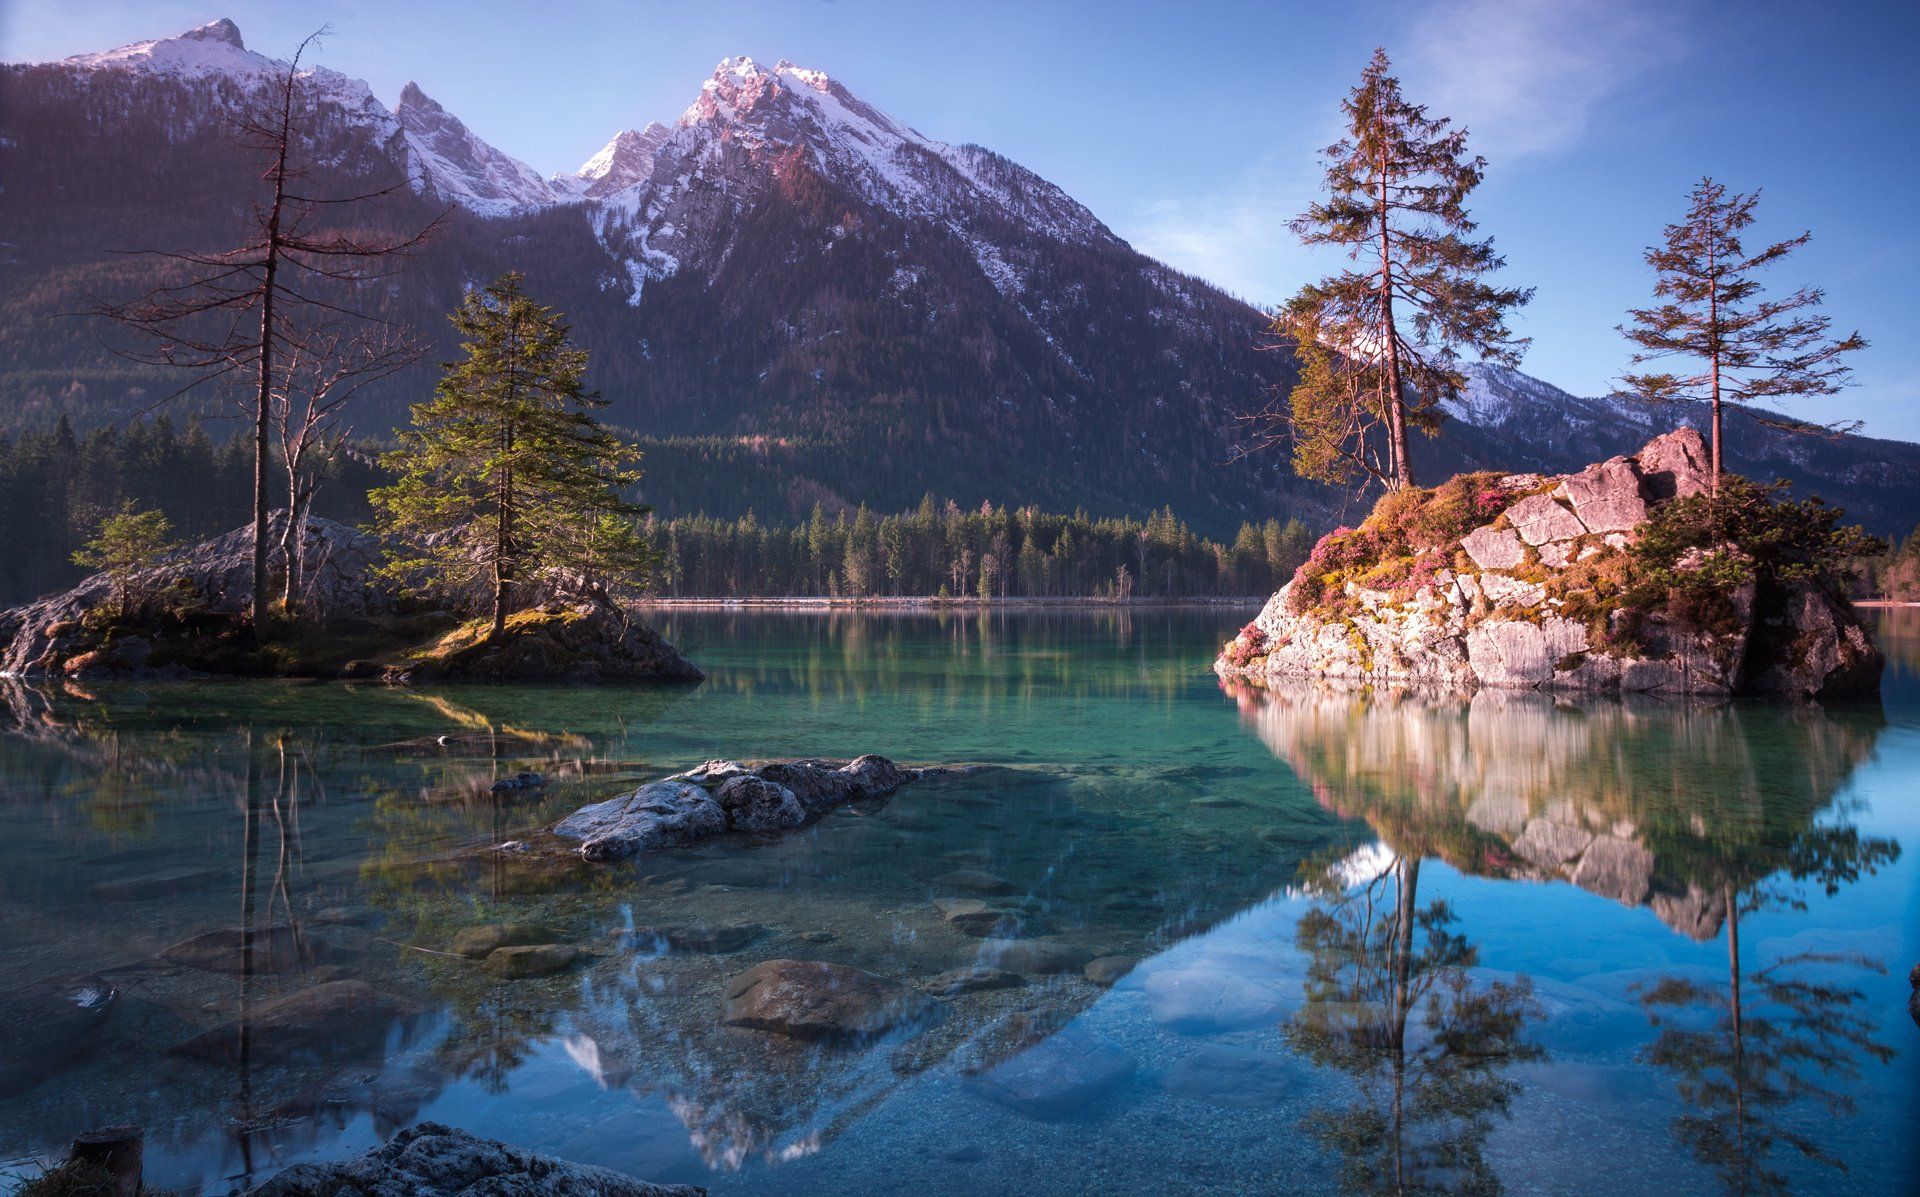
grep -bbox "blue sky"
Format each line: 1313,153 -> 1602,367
7,0 -> 1917,439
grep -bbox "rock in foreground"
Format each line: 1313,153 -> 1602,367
1218,430 -> 1880,699
554,755 -> 917,862
247,1121 -> 704,1196
721,959 -> 931,1041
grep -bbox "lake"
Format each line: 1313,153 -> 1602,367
1,608 -> 1915,1196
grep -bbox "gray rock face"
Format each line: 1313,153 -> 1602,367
1505,494 -> 1585,546
1219,428 -> 1879,699
246,1122 -> 705,1196
555,781 -> 727,863
721,959 -> 929,1041
1572,837 -> 1655,906
0,514 -> 386,677
555,756 -> 921,862
1461,525 -> 1525,571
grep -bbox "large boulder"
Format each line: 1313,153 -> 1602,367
246,1121 -> 704,1196
1218,429 -> 1880,699
171,980 -> 416,1065
554,756 -> 920,862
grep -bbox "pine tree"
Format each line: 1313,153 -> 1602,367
369,274 -> 648,638
1263,48 -> 1531,492
73,501 -> 177,619
1620,178 -> 1868,493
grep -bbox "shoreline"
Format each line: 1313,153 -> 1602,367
629,596 -> 1268,611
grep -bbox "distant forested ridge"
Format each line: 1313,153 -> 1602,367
0,417 -> 1310,606
643,502 -> 1315,600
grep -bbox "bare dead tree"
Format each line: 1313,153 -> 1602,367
271,323 -> 419,611
90,28 -> 441,631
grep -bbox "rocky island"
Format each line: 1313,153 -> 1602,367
0,514 -> 701,684
1217,430 -> 1881,698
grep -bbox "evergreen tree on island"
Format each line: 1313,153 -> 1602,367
1621,179 -> 1867,494
1261,48 -> 1531,492
370,274 -> 649,639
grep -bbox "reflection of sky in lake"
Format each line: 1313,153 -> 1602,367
0,609 -> 1913,1196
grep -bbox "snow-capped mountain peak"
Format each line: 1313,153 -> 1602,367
62,16 -> 275,81
395,81 -> 559,214
560,122 -> 671,199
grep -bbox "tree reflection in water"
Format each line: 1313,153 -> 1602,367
1288,850 -> 1543,1196
1227,679 -> 1899,1196
1632,826 -> 1898,1197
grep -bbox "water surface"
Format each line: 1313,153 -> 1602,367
0,608 -> 1914,1195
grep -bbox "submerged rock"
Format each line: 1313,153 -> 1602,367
449,923 -> 564,959
1217,429 -> 1880,698
967,1026 -> 1136,1118
721,959 -> 930,1041
1160,1044 -> 1294,1108
0,975 -> 117,1097
172,980 -> 415,1065
935,898 -> 1024,938
923,966 -> 1025,997
555,756 -> 922,862
161,924 -> 321,974
482,944 -> 581,979
1083,956 -> 1138,987
246,1121 -> 704,1196
978,939 -> 1093,976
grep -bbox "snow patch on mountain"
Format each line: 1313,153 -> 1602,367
560,123 -> 671,199
396,82 -> 558,214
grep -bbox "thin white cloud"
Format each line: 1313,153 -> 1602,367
1401,0 -> 1690,161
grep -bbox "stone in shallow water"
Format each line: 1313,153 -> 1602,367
449,923 -> 564,959
721,959 -> 929,1041
89,867 -> 223,900
713,775 -> 806,832
0,975 -> 117,1097
978,939 -> 1092,975
172,980 -> 414,1065
483,944 -> 581,979
1160,1044 -> 1295,1108
161,924 -> 320,974
923,966 -> 1024,997
555,781 -> 726,862
1083,956 -> 1138,987
929,869 -> 1017,896
244,1121 -> 704,1196
626,924 -> 764,954
967,1026 -> 1136,1119
935,898 -> 1024,938
1145,968 -> 1286,1033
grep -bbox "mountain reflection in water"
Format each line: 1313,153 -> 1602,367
0,609 -> 1912,1197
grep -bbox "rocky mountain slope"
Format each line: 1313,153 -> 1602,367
3,19 -> 1916,535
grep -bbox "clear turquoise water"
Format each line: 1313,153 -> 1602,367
0,607 -> 1914,1196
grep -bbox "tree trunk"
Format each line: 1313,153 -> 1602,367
1377,143 -> 1411,491
251,84 -> 293,631
280,473 -> 303,614
1706,229 -> 1722,496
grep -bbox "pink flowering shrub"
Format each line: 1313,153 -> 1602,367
1223,622 -> 1270,667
